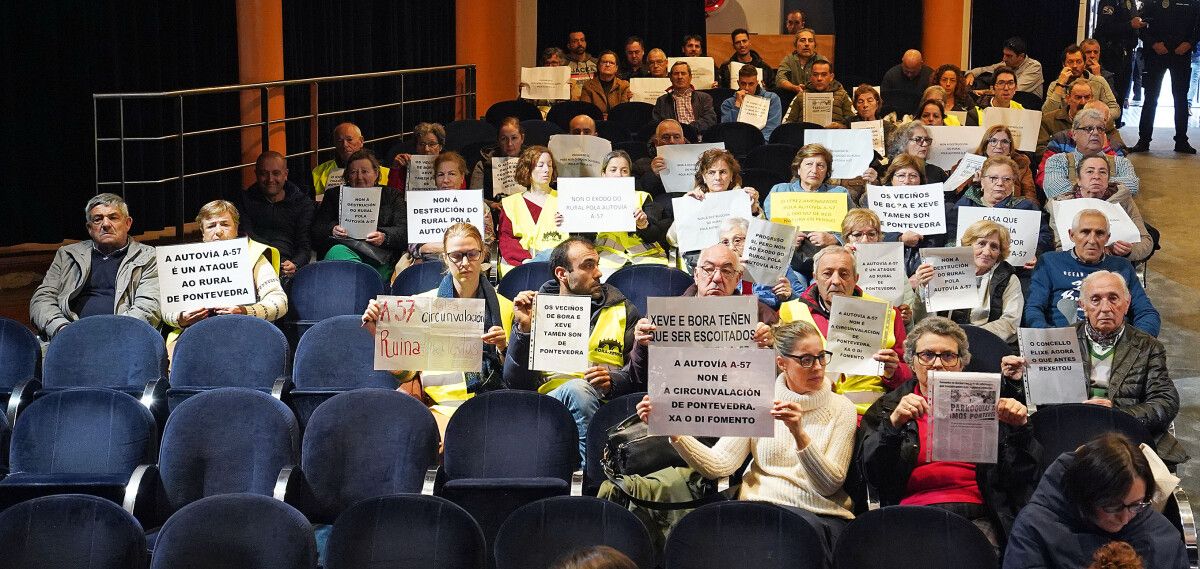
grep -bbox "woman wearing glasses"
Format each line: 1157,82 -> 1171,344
1004,433 -> 1187,568
948,125 -> 1037,205
860,316 -> 1040,555
387,122 -> 446,191
362,222 -> 511,434
396,151 -> 496,273
955,155 -> 1053,266
636,320 -> 858,562
883,120 -> 947,184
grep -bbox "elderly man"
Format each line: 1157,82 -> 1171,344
633,119 -> 688,197
720,64 -> 783,139
1080,38 -> 1119,97
776,28 -> 829,94
1048,154 -> 1153,263
1037,79 -> 1095,154
565,30 -> 597,82
645,48 -> 670,79
311,122 -> 389,197
505,237 -> 640,462
1043,45 -> 1120,117
651,62 -> 717,132
1004,271 -> 1185,465
1040,108 -> 1139,198
576,50 -> 631,117
966,36 -> 1045,98
881,50 -> 933,116
31,193 -> 160,342
568,114 -> 597,136
717,28 -> 775,88
778,245 -> 912,414
235,151 -> 314,280
782,60 -> 853,127
1025,209 -> 1159,336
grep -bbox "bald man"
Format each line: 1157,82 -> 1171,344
568,114 -> 597,136
311,122 -> 390,197
880,49 -> 932,116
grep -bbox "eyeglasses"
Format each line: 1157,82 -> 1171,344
984,175 -> 1016,185
915,351 -> 960,366
908,136 -> 933,146
719,236 -> 746,247
994,80 -> 1017,87
416,140 -> 443,150
780,350 -> 832,368
446,249 -> 483,264
696,264 -> 739,281
1074,125 -> 1105,133
986,138 -> 1012,146
1099,500 -> 1153,515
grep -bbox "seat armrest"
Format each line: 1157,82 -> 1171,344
271,376 -> 293,401
140,378 -> 168,410
570,470 -> 583,496
123,464 -> 161,526
422,468 -> 438,496
1174,487 -> 1197,567
7,378 -> 40,425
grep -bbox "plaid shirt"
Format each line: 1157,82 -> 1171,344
671,87 -> 695,125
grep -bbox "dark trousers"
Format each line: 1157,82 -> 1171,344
1138,51 -> 1193,141
1103,44 -> 1133,102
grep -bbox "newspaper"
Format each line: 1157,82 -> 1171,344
930,371 -> 1000,464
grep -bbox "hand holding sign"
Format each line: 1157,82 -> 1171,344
156,238 -> 256,315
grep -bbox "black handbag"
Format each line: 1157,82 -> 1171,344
601,413 -> 734,510
331,236 -> 394,266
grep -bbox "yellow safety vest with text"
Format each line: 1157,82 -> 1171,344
311,160 -> 391,196
500,191 -> 567,275
596,191 -> 668,270
537,303 -> 627,394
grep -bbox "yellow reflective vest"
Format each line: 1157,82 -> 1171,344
311,160 -> 391,197
537,302 -> 627,394
595,191 -> 667,270
499,191 -> 567,275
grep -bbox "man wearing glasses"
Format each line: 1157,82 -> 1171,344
965,36 -> 1045,98
1041,108 -> 1140,198
312,122 -> 390,198
1036,79 -> 1095,154
965,67 -> 1024,126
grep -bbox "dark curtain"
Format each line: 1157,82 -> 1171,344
1,0 -> 239,245
831,0 -> 924,88
536,0 -> 706,67
970,1 -> 1079,94
282,0 -> 458,184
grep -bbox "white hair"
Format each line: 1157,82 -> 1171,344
1071,208 -> 1109,232
1080,270 -> 1130,300
718,216 -> 749,235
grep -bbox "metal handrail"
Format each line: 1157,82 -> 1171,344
93,64 -> 477,237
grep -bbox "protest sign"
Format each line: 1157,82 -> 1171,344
854,242 -> 908,305
647,346 -> 775,437
941,153 -> 986,193
955,206 -> 1041,265
931,371 -> 1000,463
157,238 -> 256,315
670,57 -> 715,91
491,156 -> 525,197
802,92 -> 833,125
737,94 -> 771,130
921,247 -> 978,312
768,192 -> 848,232
339,186 -> 381,239
741,218 -> 798,283
1018,327 -> 1087,408
405,155 -> 437,190
322,168 -> 345,195
656,142 -> 725,194
865,184 -> 946,236
728,61 -> 764,89
672,190 -> 753,251
851,119 -> 885,156
947,110 -> 968,124
826,295 -> 888,376
647,296 -> 758,348
803,129 -> 875,179
372,295 -> 486,372
629,78 -> 672,104
1050,198 -> 1142,248
981,107 -> 1043,152
557,177 -> 636,232
520,66 -> 571,100
548,134 -> 612,178
529,294 -> 591,373
406,189 -> 485,243
926,126 -> 986,171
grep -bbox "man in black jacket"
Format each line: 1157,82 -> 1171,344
233,152 -> 315,280
1130,0 -> 1200,153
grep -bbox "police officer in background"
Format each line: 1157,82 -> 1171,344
1095,0 -> 1145,106
1130,0 -> 1200,154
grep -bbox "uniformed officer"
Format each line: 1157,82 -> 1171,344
1131,0 -> 1200,153
1094,0 -> 1145,106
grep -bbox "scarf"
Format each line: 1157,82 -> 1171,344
438,273 -> 503,393
1084,321 -> 1123,353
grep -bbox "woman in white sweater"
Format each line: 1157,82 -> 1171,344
636,320 -> 858,558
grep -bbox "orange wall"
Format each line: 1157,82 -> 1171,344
458,0 -> 518,119
923,0 -> 967,68
236,0 -> 287,186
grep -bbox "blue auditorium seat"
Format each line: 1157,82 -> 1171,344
150,494 -> 316,569
546,100 -> 604,132
326,494 -> 485,569
605,264 -> 694,316
664,501 -> 827,569
494,496 -> 654,569
0,317 -> 39,425
289,315 -> 397,428
498,261 -> 551,299
702,121 -> 766,158
960,324 -> 1012,373
0,494 -> 148,569
167,315 -> 290,409
288,260 -> 384,339
832,505 -> 996,568
606,102 -> 655,138
445,119 -> 498,152
485,100 -> 542,126
390,261 -> 446,295
38,315 -> 166,418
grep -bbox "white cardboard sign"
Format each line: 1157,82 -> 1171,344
921,246 -> 978,312
406,189 -> 486,244
656,142 -> 725,194
647,346 -> 775,437
339,186 -> 381,239
405,155 -> 437,190
157,238 -> 256,315
557,177 -> 636,232
647,296 -> 758,348
826,295 -> 888,377
548,134 -> 612,178
926,126 -> 986,171
530,294 -> 591,373
373,295 -> 486,372
803,129 -> 875,179
672,190 -> 753,252
865,184 -> 947,236
854,242 -> 908,306
955,206 -> 1042,266
520,66 -> 572,100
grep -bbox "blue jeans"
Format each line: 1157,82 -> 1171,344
548,378 -> 603,468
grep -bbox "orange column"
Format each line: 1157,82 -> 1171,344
236,0 -> 287,187
457,0 -> 518,119
923,0 -> 967,68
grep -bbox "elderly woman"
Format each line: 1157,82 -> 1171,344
400,151 -> 496,270
717,216 -> 803,309
860,316 -> 1040,553
841,208 -> 918,322
1004,433 -> 1188,568
955,155 -> 1052,263
1047,154 -> 1153,263
470,116 -> 527,202
636,320 -> 858,560
577,51 -> 632,117
498,145 -> 565,274
764,144 -> 856,276
908,219 -> 1024,344
164,200 -> 288,351
950,125 -> 1037,205
931,64 -> 974,112
311,148 -> 407,280
669,148 -> 761,269
387,122 -> 445,191
588,150 -> 669,273
363,223 -> 511,433
883,120 -> 948,183
874,154 -> 958,275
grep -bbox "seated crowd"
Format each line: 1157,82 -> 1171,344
25,18 -> 1189,569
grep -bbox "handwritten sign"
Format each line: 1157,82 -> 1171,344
548,134 -> 612,178
557,177 -> 636,232
926,126 -> 986,170
520,66 -> 571,100
669,57 -> 715,91
629,78 -> 672,104
737,94 -> 771,130
930,371 -> 1000,463
157,237 -> 259,315
955,206 -> 1041,266
340,186 -> 381,239
372,295 -> 486,372
647,346 -> 775,437
491,157 -> 525,198
854,242 -> 908,306
921,247 -> 978,312
648,296 -> 758,348
942,153 -> 986,192
981,107 -> 1043,152
672,190 -> 753,252
804,129 -> 875,179
406,189 -> 486,243
656,142 -> 725,194
826,295 -> 888,376
728,61 -> 764,89
1018,327 -> 1087,408
742,218 -> 798,283
1050,198 -> 1142,248
802,92 -> 833,125
865,184 -> 946,236
405,155 -> 437,190
851,119 -> 885,156
768,192 -> 847,232
530,294 -> 591,373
